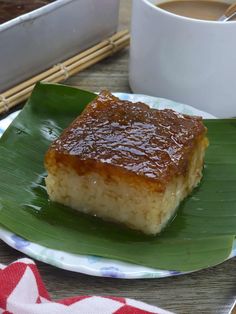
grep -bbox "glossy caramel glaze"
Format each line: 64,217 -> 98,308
0,0 -> 55,24
46,91 -> 207,187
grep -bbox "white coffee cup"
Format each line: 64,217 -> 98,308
129,0 -> 236,118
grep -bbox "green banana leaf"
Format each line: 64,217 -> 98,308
0,82 -> 235,272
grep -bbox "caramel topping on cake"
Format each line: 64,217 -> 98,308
0,0 -> 55,24
47,91 -> 206,185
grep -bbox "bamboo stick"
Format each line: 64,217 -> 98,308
3,30 -> 129,99
1,39 -> 129,106
0,30 -> 130,115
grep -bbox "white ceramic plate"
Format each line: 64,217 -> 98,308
0,93 -> 234,279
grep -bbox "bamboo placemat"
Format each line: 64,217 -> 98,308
0,29 -> 130,115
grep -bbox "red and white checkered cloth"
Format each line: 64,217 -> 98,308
0,258 -> 174,314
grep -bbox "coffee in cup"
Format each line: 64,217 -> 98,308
157,0 -> 230,21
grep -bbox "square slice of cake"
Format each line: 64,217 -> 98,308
45,91 -> 208,235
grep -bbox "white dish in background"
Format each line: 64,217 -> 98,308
1,93 -> 234,279
0,0 -> 119,92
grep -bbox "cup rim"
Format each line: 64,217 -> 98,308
143,0 -> 236,24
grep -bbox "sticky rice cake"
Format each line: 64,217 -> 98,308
45,91 -> 208,235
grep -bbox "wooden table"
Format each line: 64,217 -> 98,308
0,1 -> 235,313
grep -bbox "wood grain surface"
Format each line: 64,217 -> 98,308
0,1 -> 235,313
